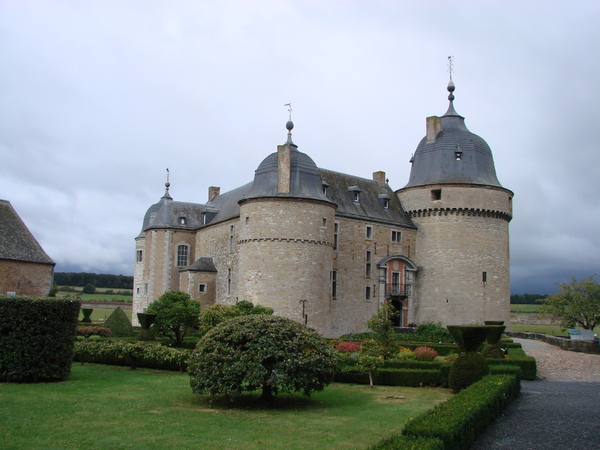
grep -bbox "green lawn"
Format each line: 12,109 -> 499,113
509,323 -> 599,336
0,364 -> 451,449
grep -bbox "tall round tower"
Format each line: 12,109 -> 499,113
397,79 -> 513,326
237,120 -> 337,336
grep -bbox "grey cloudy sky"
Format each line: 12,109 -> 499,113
1,1 -> 599,295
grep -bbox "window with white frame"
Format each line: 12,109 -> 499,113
177,245 -> 189,267
198,283 -> 207,294
136,250 -> 143,262
366,225 -> 373,239
391,230 -> 402,242
365,286 -> 371,300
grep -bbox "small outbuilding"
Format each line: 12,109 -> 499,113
0,200 -> 55,296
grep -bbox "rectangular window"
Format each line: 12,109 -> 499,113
431,189 -> 442,201
365,286 -> 371,300
136,250 -> 143,262
383,199 -> 389,209
144,283 -> 148,295
366,225 -> 373,239
229,225 -> 235,252
331,270 -> 337,299
354,192 -> 360,202
322,218 -> 327,227
391,230 -> 402,242
136,287 -> 140,295
198,283 -> 207,294
482,271 -> 487,283
177,245 -> 189,267
365,251 -> 372,277
333,222 -> 339,250
227,268 -> 232,296
245,216 -> 249,225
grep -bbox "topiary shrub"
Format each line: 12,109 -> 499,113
448,352 -> 489,391
447,325 -> 490,352
81,308 -> 93,323
189,315 -> 338,401
0,296 -> 80,382
104,307 -> 135,337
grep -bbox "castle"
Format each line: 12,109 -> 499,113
132,80 -> 513,337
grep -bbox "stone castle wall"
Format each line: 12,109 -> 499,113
398,184 -> 512,326
330,216 -> 417,336
237,197 -> 336,336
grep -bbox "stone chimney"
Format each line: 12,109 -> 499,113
277,144 -> 291,194
426,116 -> 442,143
373,171 -> 386,187
208,186 -> 220,202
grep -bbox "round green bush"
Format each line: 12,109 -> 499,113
188,315 -> 338,401
448,352 -> 489,391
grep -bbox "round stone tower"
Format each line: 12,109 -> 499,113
397,79 -> 513,326
237,120 -> 337,336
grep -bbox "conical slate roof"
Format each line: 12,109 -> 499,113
404,81 -> 502,188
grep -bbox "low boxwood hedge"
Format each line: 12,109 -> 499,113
369,435 -> 444,450
371,374 -> 520,450
485,347 -> 536,380
74,340 -> 190,371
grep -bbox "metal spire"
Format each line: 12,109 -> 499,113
284,101 -> 296,146
162,168 -> 172,200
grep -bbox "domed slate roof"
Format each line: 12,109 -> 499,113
245,124 -> 331,202
404,81 -> 502,189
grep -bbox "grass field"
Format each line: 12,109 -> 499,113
0,364 -> 451,449
510,304 -> 542,313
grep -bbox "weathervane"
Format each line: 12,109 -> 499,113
447,55 -> 454,81
284,101 -> 293,121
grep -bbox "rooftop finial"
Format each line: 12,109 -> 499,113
163,168 -> 172,200
284,102 -> 296,146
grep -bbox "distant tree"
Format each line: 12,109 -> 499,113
539,275 -> 600,330
188,315 -> 338,401
147,291 -> 201,346
367,301 -> 399,359
510,293 -> 548,304
48,283 -> 59,297
82,283 -> 96,294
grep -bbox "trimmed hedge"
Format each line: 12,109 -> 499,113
0,296 -> 81,382
74,340 -> 190,371
369,436 -> 444,450
489,364 -> 522,379
485,347 -> 536,380
336,360 -> 452,387
104,307 -> 135,337
376,374 -> 520,450
397,343 -> 459,356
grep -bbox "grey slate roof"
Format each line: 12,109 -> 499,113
245,146 -> 331,203
320,169 -> 415,228
404,90 -> 503,189
182,257 -> 217,272
0,199 -> 55,265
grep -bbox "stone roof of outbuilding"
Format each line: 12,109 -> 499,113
182,257 -> 217,272
0,199 -> 55,265
403,81 -> 503,189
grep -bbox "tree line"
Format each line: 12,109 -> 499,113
54,272 -> 133,290
510,293 -> 548,304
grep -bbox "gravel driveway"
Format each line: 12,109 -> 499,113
473,338 -> 600,449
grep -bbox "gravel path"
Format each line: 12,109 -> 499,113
473,338 -> 600,449
514,338 -> 600,382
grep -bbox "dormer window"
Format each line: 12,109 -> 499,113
179,216 -> 186,225
322,180 -> 329,196
378,194 -> 391,210
348,186 -> 361,203
455,151 -> 463,160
